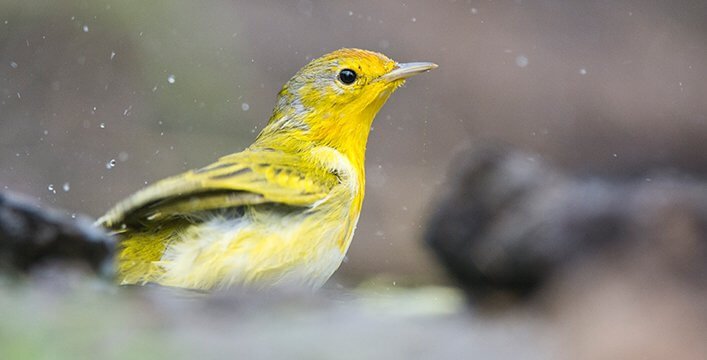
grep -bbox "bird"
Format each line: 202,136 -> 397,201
98,48 -> 437,291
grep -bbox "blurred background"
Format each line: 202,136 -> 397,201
4,1 -> 707,358
2,0 -> 707,286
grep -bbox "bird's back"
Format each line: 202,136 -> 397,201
102,146 -> 360,290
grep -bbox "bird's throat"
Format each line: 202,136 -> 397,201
256,87 -> 394,184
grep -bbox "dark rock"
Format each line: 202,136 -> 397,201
0,191 -> 114,276
425,145 -> 707,307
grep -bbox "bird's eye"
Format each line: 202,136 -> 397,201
338,69 -> 357,85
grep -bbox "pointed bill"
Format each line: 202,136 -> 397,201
380,62 -> 438,82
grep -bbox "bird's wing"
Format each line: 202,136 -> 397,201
97,149 -> 339,229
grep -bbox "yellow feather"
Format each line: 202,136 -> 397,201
98,48 -> 436,290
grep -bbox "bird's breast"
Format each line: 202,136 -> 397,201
147,147 -> 365,290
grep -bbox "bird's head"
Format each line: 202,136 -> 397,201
257,48 -> 436,165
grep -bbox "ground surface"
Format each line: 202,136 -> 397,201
0,278 -> 552,359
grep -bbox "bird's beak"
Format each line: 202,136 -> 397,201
380,62 -> 438,82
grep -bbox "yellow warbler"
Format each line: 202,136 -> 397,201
98,48 -> 436,290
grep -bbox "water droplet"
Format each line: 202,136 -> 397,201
348,10 -> 353,16
411,17 -> 417,22
110,51 -> 116,60
471,7 -> 478,14
241,103 -> 250,111
9,61 -> 17,69
579,68 -> 587,75
99,123 -> 105,128
47,184 -> 56,193
167,74 -> 176,84
106,159 -> 116,169
515,55 -> 529,68
62,182 -> 70,192
82,25 -> 89,32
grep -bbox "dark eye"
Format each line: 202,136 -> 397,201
338,69 -> 357,85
